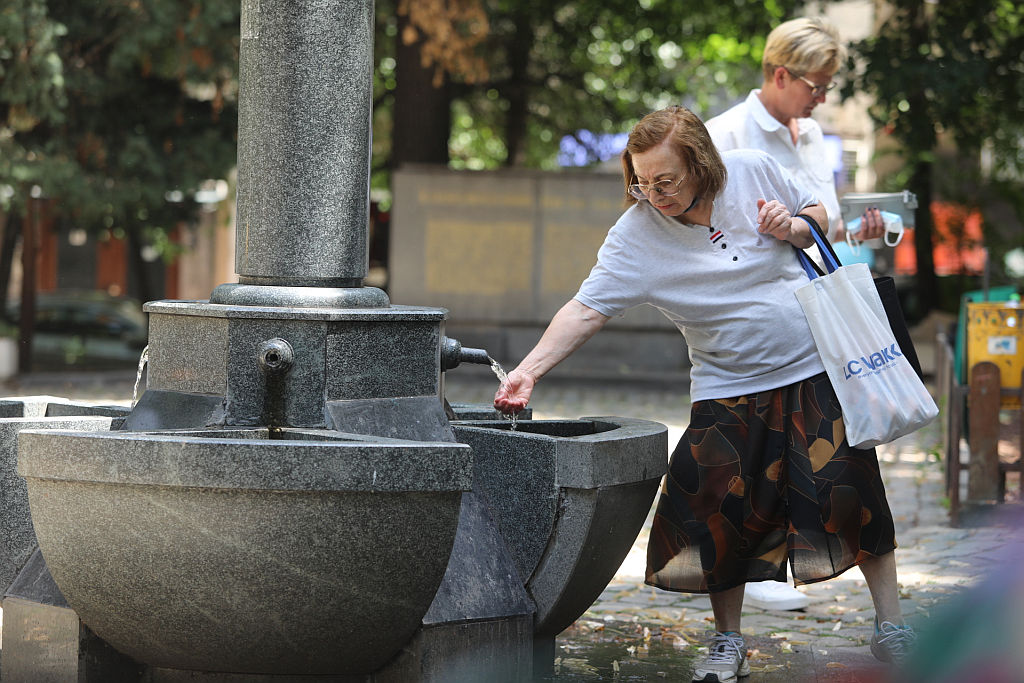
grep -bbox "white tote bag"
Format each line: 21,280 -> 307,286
795,260 -> 938,448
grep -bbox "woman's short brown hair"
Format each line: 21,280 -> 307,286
620,105 -> 727,206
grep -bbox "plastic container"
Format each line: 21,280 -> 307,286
955,286 -> 1018,385
965,298 -> 1023,407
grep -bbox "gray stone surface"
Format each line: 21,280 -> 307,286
376,615 -> 535,683
6,548 -> 69,608
422,493 -> 534,626
453,417 -> 666,588
24,480 -> 463,675
452,416 -> 667,641
210,283 -> 390,309
142,302 -> 449,430
147,312 -> 230,395
124,389 -> 227,431
326,318 -> 442,400
556,416 -> 667,488
145,300 -> 449,323
454,424 -> 560,582
0,398 -> 26,417
4,549 -> 144,682
148,670 -> 362,683
528,481 -> 662,637
1,407 -> 121,593
224,316 -> 328,427
326,396 -> 456,442
18,428 -> 472,492
0,396 -> 128,419
42,402 -> 129,418
235,0 -> 374,287
447,402 -> 532,421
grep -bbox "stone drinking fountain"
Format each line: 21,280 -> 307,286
0,1 -> 667,680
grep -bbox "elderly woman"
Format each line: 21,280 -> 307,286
494,106 -> 914,683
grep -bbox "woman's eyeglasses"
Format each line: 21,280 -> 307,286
628,176 -> 685,200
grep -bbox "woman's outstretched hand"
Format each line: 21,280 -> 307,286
493,369 -> 536,415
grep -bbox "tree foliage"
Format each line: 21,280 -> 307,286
845,0 -> 1024,305
6,1 -> 808,228
0,0 -> 67,203
376,0 -> 802,181
1,1 -> 239,254
396,0 -> 489,87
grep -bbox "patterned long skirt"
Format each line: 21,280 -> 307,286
645,372 -> 896,594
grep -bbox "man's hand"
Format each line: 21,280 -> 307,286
857,207 -> 885,240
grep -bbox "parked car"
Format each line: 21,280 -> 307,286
6,290 -> 149,371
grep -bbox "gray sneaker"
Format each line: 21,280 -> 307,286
692,631 -> 749,682
870,620 -> 916,664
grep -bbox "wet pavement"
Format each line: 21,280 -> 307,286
3,366 -> 1023,682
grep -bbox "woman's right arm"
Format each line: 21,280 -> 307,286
493,299 -> 610,414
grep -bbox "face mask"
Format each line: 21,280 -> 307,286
846,211 -> 905,253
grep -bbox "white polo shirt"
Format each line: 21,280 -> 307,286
706,90 -> 841,239
574,149 -> 825,402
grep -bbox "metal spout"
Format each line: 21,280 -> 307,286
258,337 -> 294,430
258,338 -> 295,375
441,337 -> 491,371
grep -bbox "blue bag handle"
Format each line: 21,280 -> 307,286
793,213 -> 843,279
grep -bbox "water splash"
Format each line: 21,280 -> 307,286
487,355 -> 518,431
132,345 -> 149,409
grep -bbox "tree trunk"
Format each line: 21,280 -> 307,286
392,13 -> 452,167
502,11 -> 533,167
903,1 -> 938,316
910,159 -> 938,315
18,200 -> 38,374
126,229 -> 154,304
0,211 -> 20,322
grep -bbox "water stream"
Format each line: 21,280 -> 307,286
132,345 -> 149,409
487,356 -> 518,431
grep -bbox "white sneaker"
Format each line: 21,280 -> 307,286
743,580 -> 809,611
692,631 -> 749,682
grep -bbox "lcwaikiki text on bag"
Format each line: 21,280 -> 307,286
842,340 -> 909,380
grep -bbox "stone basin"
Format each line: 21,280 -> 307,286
0,397 -> 130,594
17,427 -> 472,676
451,415 -> 667,637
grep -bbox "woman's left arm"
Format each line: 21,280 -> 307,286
755,199 -> 827,249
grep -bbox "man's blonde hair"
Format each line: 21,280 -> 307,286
761,17 -> 846,80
